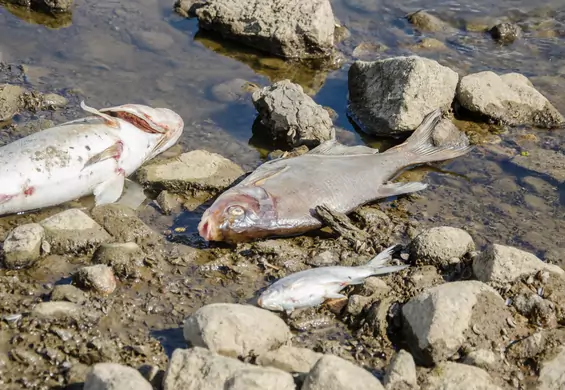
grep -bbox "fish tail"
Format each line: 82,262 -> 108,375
386,108 -> 473,166
363,244 -> 410,275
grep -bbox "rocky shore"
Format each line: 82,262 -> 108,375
1,0 -> 565,389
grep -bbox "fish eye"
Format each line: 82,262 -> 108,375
227,205 -> 245,217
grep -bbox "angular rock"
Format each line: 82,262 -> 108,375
0,84 -> 25,121
155,190 -> 182,215
537,346 -> 565,390
31,301 -> 82,320
40,209 -> 112,255
92,242 -> 145,280
195,0 -> 335,59
473,244 -> 565,285
252,80 -> 335,148
510,148 -> 565,183
302,354 -> 385,390
84,362 -> 152,390
422,362 -> 502,390
162,347 -> 294,390
410,226 -> 475,268
90,204 -> 161,248
225,367 -> 296,390
401,281 -> 507,365
50,284 -> 87,304
431,119 -> 470,149
456,72 -> 564,128
2,223 -> 45,269
74,265 -> 117,295
348,56 -> 459,135
183,303 -> 291,358
136,150 -> 244,195
383,349 -> 419,390
256,346 -> 322,373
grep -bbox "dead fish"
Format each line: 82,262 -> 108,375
257,244 -> 407,313
0,101 -> 184,216
198,108 -> 472,242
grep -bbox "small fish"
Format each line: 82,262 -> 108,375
198,108 -> 472,242
257,244 -> 408,313
0,101 -> 184,216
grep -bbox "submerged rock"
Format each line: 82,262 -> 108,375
409,226 -> 475,268
302,354 -> 385,390
456,72 -> 564,128
473,244 -> 565,285
402,281 -> 508,365
195,0 -> 336,59
84,362 -> 152,390
136,150 -> 245,195
252,80 -> 335,148
39,209 -> 112,255
162,347 -> 294,390
407,10 -> 453,33
422,362 -> 502,389
348,56 -> 458,135
2,223 -> 45,269
489,23 -> 522,45
183,303 -> 292,358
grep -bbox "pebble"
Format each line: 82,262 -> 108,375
50,284 -> 87,304
31,301 -> 82,320
83,362 -> 153,390
74,265 -> 117,295
2,223 -> 45,269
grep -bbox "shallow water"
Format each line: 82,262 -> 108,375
1,0 -> 565,384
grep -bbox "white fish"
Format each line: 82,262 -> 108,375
0,101 -> 184,216
257,244 -> 408,313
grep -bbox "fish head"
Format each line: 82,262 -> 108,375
198,186 -> 276,243
257,286 -> 286,312
99,103 -> 184,158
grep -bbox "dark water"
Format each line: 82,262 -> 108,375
1,0 -> 564,284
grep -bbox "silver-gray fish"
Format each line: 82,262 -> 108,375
198,109 -> 472,242
257,244 -> 407,313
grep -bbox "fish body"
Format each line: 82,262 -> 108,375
257,245 -> 408,313
0,101 -> 184,216
198,109 -> 472,242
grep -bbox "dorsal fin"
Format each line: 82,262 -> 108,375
307,139 -> 379,156
80,101 -> 120,128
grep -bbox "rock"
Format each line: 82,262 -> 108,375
407,10 -> 453,33
33,0 -> 73,13
195,0 -> 335,59
409,227 -> 475,268
183,303 -> 292,358
92,242 -> 144,280
352,42 -> 388,60
256,346 -> 322,373
224,367 -> 296,390
84,362 -> 152,390
456,72 -> 564,128
31,301 -> 82,320
210,78 -> 257,103
489,23 -> 522,44
401,281 -> 507,365
510,148 -> 565,183
134,30 -> 175,51
383,349 -> 419,390
537,346 -> 565,390
39,209 -> 112,255
90,204 -> 161,248
41,93 -> 67,109
0,84 -> 25,121
513,293 -> 556,327
155,190 -> 181,215
411,38 -> 448,51
348,56 -> 459,135
73,265 -> 117,295
431,119 -> 470,149
2,223 -> 45,269
302,354 -> 385,390
174,0 -> 205,18
252,80 -> 335,148
162,347 -> 294,390
50,284 -> 87,304
473,244 -> 565,285
462,349 -> 498,370
422,362 -> 502,390
136,150 -> 245,195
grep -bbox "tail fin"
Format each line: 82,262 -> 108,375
385,108 -> 473,167
364,244 -> 410,275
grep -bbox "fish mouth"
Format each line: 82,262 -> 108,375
197,213 -> 222,242
257,297 -> 263,307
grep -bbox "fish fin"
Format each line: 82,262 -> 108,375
80,101 -> 120,128
324,292 -> 347,300
83,141 -> 124,169
385,108 -> 473,165
115,179 -> 147,210
94,173 -> 126,205
240,165 -> 290,187
308,139 -> 379,156
376,181 -> 428,198
366,244 -> 401,268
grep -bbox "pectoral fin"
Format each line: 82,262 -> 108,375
80,101 -> 120,128
376,181 -> 428,198
94,173 -> 125,205
83,141 -> 124,169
